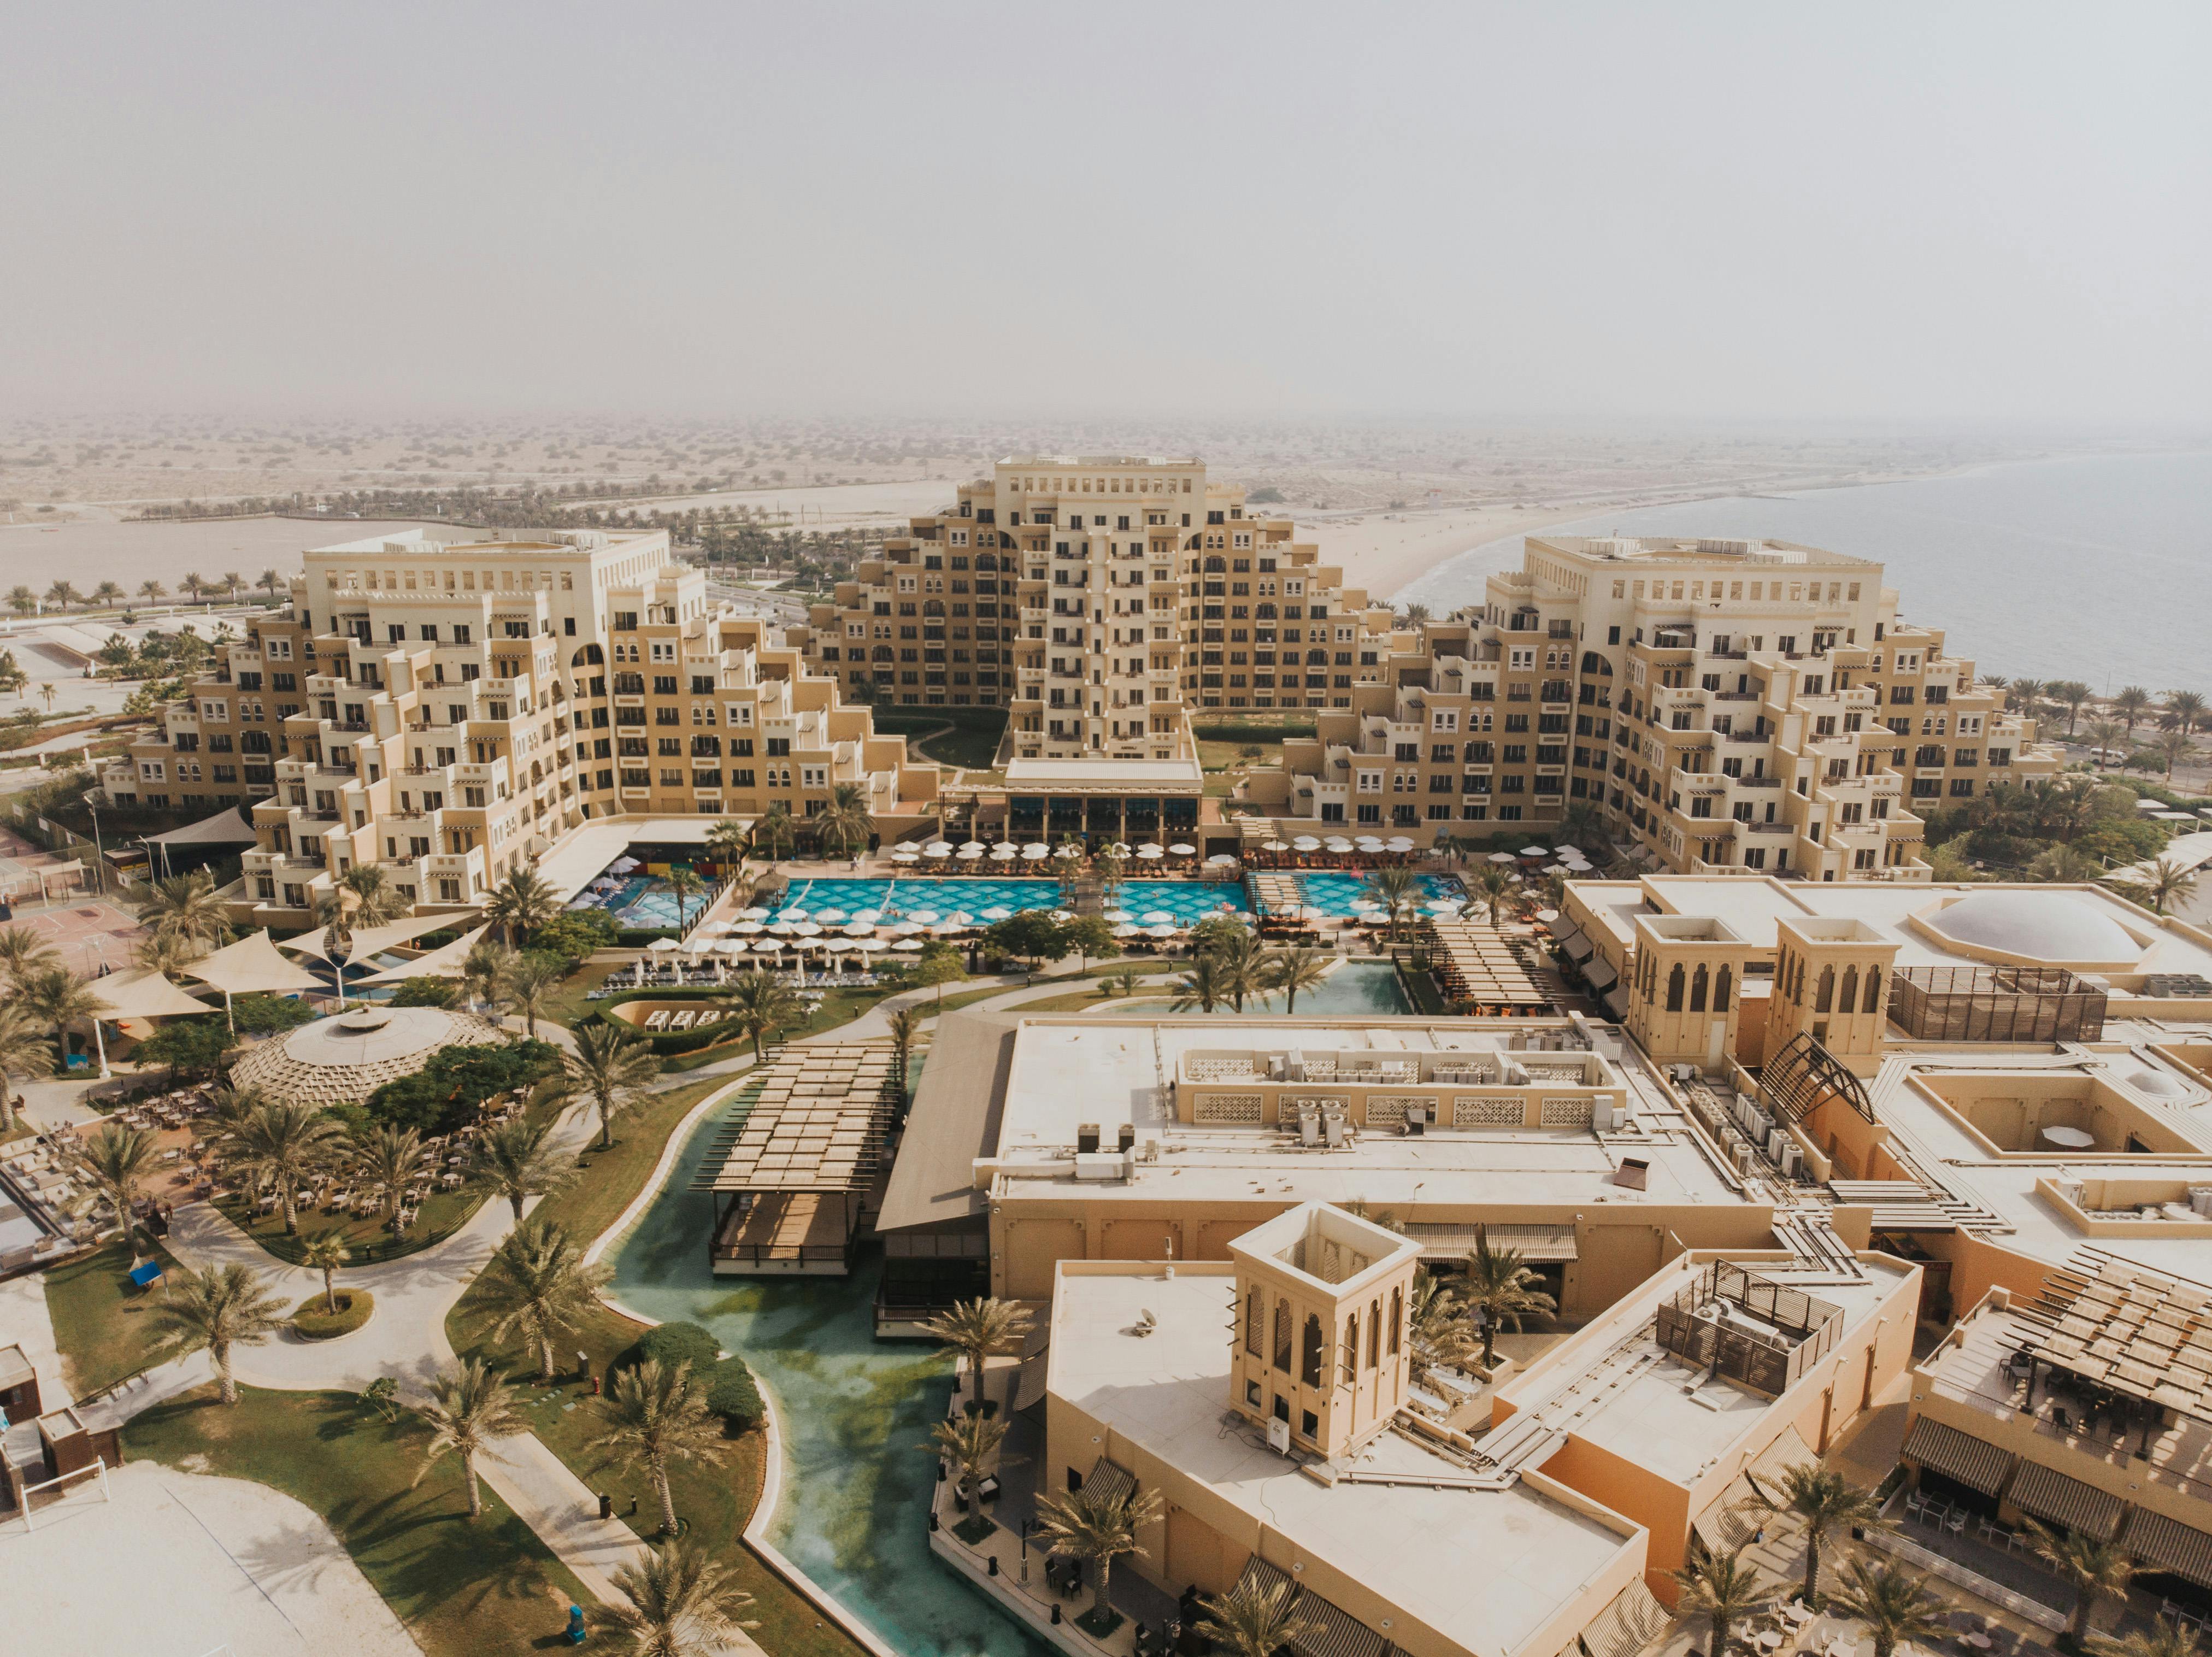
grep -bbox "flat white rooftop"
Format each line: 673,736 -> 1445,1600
1001,757 -> 1204,789
992,1020 -> 1746,1208
1051,1267 -> 1633,1657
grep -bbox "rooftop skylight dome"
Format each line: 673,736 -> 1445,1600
1915,889 -> 2148,971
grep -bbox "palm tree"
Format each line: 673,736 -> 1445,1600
1462,1225 -> 1557,1370
137,578 -> 167,606
180,572 -> 209,605
2107,855 -> 2199,916
1475,863 -> 1517,923
149,1262 -> 287,1404
1169,954 -> 1227,1013
1207,931 -> 1265,1013
419,1358 -> 526,1520
257,568 -> 285,603
1263,946 -> 1329,1014
921,1296 -> 1034,1412
350,1124 -> 429,1234
462,937 -> 517,1014
140,869 -> 234,950
2023,1520 -> 2138,1646
1198,1577 -> 1317,1657
1034,1482 -> 1164,1627
19,967 -> 102,1073
2151,730 -> 2197,779
36,683 -> 54,714
0,1003 -> 50,1134
2009,678 -> 2047,718
704,817 -> 751,880
73,1123 -> 164,1259
1095,843 -> 1127,901
1407,1266 -> 1477,1383
468,1116 -> 573,1221
0,927 -> 60,986
90,580 -> 125,610
223,1100 -> 348,1235
485,867 -> 560,947
751,800 -> 797,865
1825,1558 -> 1951,1657
927,1412 -> 1010,1511
2113,685 -> 2153,733
1759,1464 -> 1886,1606
816,781 -> 875,860
1368,867 -> 1421,942
470,1216 -> 610,1380
298,1233 -> 350,1313
2167,690 -> 2207,737
601,1357 -> 727,1536
219,572 -> 243,602
45,580 -> 81,613
1673,1546 -> 1772,1657
886,1005 -> 923,1113
540,1020 -> 659,1150
722,969 -> 801,1059
663,865 -> 701,935
2049,680 -> 2093,735
595,1538 -> 758,1656
2082,720 -> 2127,767
4,586 -> 32,615
134,926 -> 207,977
2092,1618 -> 2203,1657
495,950 -> 565,1037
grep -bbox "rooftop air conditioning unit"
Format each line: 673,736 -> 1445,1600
1403,1102 -> 1428,1136
1077,1123 -> 1101,1155
1766,1128 -> 1790,1162
1298,1109 -> 1320,1148
1779,1142 -> 1803,1178
1266,1417 -> 1291,1454
1732,1142 -> 1755,1173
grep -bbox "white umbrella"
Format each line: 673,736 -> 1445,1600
1021,844 -> 1049,860
1425,900 -> 1461,913
1325,838 -> 1354,852
1137,844 -> 1163,860
767,921 -> 797,936
1145,924 -> 1179,939
842,921 -> 874,937
1109,842 -> 1131,855
815,908 -> 849,923
609,856 -> 640,873
892,849 -> 920,862
989,845 -> 1017,860
782,908 -> 810,921
959,841 -> 986,853
700,919 -> 734,935
906,910 -> 941,924
956,845 -> 985,860
891,921 -> 925,936
1104,909 -> 1133,923
825,938 -> 856,953
1520,845 -> 1549,857
944,912 -> 975,929
648,937 -> 680,953
924,842 -> 952,857
979,906 -> 1013,920
1263,840 -> 1290,853
891,938 -> 925,953
1205,854 -> 1238,866
1050,909 -> 1074,922
1487,851 -> 1517,865
732,919 -> 764,936
1142,910 -> 1177,925
1536,908 -> 1560,923
1111,924 -> 1142,938
1168,842 -> 1196,855
1292,837 -> 1321,850
717,938 -> 749,953
794,921 -> 824,937
1386,839 -> 1415,852
740,906 -> 772,919
852,909 -> 883,924
752,938 -> 785,954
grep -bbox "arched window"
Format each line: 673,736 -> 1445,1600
1301,1314 -> 1324,1387
1388,1286 -> 1403,1355
1273,1299 -> 1292,1373
1245,1285 -> 1263,1356
569,642 -> 605,667
1715,964 -> 1733,1012
1342,1315 -> 1358,1382
1815,965 -> 1836,1014
1690,962 -> 1709,1013
1666,963 -> 1686,1012
1863,967 -> 1882,1014
1839,966 -> 1859,1016
1366,1300 -> 1381,1368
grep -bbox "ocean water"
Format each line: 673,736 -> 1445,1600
1392,451 -> 2212,696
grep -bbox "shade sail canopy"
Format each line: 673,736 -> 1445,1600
90,969 -> 213,1020
352,923 -> 493,986
181,930 -> 326,996
346,912 -> 473,968
144,804 -> 260,849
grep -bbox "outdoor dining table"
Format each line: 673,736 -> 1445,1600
1962,1636 -> 1994,1650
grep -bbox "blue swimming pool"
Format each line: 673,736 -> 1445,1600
764,877 -> 1249,925
1289,871 -> 1467,917
567,874 -> 695,931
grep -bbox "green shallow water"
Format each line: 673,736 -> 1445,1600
604,1099 -> 1049,1657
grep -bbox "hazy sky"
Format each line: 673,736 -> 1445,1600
5,3 -> 2208,423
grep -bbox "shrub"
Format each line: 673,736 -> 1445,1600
366,1037 -> 559,1135
229,993 -> 316,1036
390,977 -> 461,1008
638,1320 -> 721,1376
531,910 -> 617,967
705,1356 -> 763,1427
291,1289 -> 375,1339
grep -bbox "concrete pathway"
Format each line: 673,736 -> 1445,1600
478,1431 -> 656,1607
0,1271 -> 74,1408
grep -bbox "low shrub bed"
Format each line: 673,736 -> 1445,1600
292,1289 -> 375,1339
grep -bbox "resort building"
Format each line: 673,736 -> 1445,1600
98,527 -> 941,925
1248,534 -> 2057,871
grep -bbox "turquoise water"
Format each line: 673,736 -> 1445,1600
1289,871 -> 1467,917
604,1103 -> 1048,1657
1238,959 -> 1411,1015
568,874 -> 692,930
768,876 -> 1249,925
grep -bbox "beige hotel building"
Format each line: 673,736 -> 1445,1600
1249,534 -> 2057,876
99,527 -> 940,926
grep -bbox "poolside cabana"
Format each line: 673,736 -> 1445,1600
693,1044 -> 898,1276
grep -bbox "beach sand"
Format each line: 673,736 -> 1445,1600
1297,499 -> 1690,604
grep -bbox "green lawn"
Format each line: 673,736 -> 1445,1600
448,1071 -> 865,1657
538,959 -> 621,1031
127,1385 -> 591,1657
43,1239 -> 182,1398
909,721 -> 1004,770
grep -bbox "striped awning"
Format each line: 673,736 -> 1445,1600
1580,1577 -> 1672,1657
1550,925 -> 1587,957
1562,931 -> 1597,963
2125,1508 -> 2212,1589
1903,1416 -> 2014,1496
1236,1556 -> 1388,1657
1602,986 -> 1629,1019
1582,957 -> 1619,991
1406,1223 -> 1578,1263
1744,1425 -> 1819,1505
2008,1459 -> 2123,1541
1692,1476 -> 1762,1555
1084,1456 -> 1136,1509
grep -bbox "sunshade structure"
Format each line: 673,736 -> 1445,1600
182,930 -> 326,997
230,1004 -> 507,1106
1422,919 -> 1551,1014
91,969 -> 212,1021
352,923 -> 493,986
692,1044 -> 898,1276
141,803 -> 258,877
